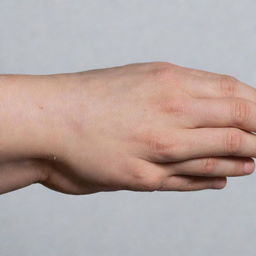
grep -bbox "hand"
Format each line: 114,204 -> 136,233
1,62 -> 255,195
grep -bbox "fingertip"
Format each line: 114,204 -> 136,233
213,177 -> 227,189
244,158 -> 255,174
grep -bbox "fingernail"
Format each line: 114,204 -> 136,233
213,178 -> 227,189
244,160 -> 255,174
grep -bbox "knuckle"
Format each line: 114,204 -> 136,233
151,61 -> 172,69
147,133 -> 178,162
159,98 -> 187,116
129,166 -> 164,192
225,129 -> 243,154
231,99 -> 251,126
135,130 -> 181,162
218,75 -> 238,97
201,158 -> 218,174
150,62 -> 173,82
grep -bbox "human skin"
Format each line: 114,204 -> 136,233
0,62 -> 256,195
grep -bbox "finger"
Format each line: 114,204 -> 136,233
179,128 -> 256,160
190,97 -> 256,131
182,66 -> 222,79
160,63 -> 221,79
185,74 -> 256,103
165,157 -> 254,177
0,159 -> 50,194
159,176 -> 227,191
148,128 -> 256,163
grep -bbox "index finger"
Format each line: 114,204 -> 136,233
183,68 -> 256,102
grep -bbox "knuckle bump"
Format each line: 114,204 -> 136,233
231,100 -> 251,126
139,131 -> 179,161
225,129 -> 243,154
159,99 -> 187,116
201,158 -> 218,174
151,63 -> 173,82
130,168 -> 163,192
219,75 -> 238,97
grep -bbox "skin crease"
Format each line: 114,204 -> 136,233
0,62 -> 256,195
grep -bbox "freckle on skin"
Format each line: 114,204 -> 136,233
38,105 -> 44,110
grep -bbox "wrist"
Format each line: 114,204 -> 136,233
0,74 -> 66,160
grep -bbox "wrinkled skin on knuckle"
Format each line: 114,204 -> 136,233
218,75 -> 239,97
225,129 -> 243,155
201,158 -> 218,175
137,130 -> 179,162
158,98 -> 188,116
146,63 -> 189,116
120,149 -> 166,192
230,99 -> 251,127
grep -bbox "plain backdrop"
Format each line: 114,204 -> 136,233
1,1 -> 256,255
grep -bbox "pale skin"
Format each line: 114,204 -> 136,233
0,62 -> 256,195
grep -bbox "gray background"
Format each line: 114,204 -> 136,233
0,0 -> 256,255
